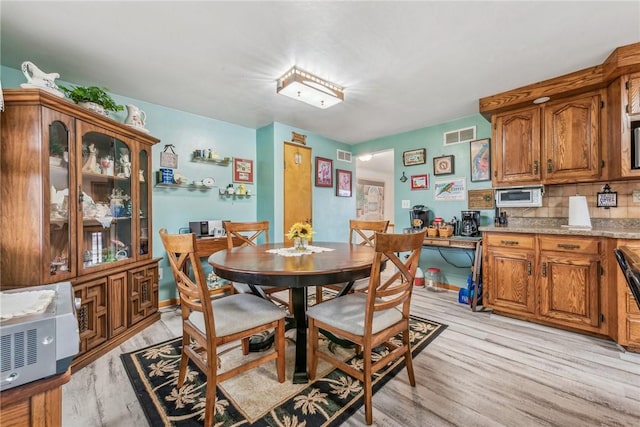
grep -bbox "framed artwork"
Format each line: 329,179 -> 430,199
233,157 -> 254,183
597,184 -> 617,208
336,169 -> 352,197
470,138 -> 491,182
410,174 -> 429,190
434,177 -> 466,201
315,157 -> 333,187
403,148 -> 426,166
433,155 -> 454,175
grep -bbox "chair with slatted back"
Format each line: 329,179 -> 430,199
159,228 -> 286,427
316,219 -> 390,303
224,221 -> 293,312
307,230 -> 425,425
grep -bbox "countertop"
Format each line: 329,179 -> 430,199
479,218 -> 640,239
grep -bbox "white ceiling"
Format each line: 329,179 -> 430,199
2,1 -> 639,145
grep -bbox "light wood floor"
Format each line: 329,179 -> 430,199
62,290 -> 640,426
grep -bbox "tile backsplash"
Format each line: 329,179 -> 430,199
501,180 -> 640,219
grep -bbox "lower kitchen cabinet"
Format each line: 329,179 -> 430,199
484,232 -> 608,336
614,239 -> 640,352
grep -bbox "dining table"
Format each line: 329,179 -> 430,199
208,241 -> 376,383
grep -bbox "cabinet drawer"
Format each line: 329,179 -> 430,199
539,236 -> 600,255
485,233 -> 535,250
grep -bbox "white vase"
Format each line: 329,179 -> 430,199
79,101 -> 107,116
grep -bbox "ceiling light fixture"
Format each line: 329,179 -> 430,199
277,66 -> 344,109
358,154 -> 373,162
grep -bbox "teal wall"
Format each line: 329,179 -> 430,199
354,115 -> 492,287
2,64 -> 490,295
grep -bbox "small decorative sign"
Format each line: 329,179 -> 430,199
434,177 -> 466,201
403,148 -> 426,166
336,169 -> 352,197
410,174 -> 429,190
468,189 -> 495,209
233,158 -> 254,183
160,144 -> 178,168
292,131 -> 307,145
597,184 -> 617,209
433,155 -> 454,175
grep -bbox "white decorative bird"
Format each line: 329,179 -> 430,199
20,61 -> 64,97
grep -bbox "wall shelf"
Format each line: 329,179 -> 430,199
155,182 -> 217,190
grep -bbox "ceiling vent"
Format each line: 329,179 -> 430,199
336,149 -> 352,163
443,126 -> 476,146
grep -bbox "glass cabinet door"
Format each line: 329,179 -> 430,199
139,148 -> 150,257
46,112 -> 75,280
79,127 -> 134,271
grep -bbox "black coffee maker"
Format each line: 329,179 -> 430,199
410,205 -> 431,230
460,210 -> 480,236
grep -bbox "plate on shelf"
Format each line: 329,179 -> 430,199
173,172 -> 188,185
203,177 -> 216,187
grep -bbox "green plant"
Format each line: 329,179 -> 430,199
59,84 -> 124,113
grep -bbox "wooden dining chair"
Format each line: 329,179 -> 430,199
316,219 -> 390,303
159,228 -> 286,427
224,221 -> 293,312
307,230 -> 425,425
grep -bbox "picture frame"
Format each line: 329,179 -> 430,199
315,157 -> 333,187
410,174 -> 429,190
597,184 -> 617,208
470,138 -> 491,182
336,169 -> 352,197
433,155 -> 454,175
233,157 -> 254,183
403,148 -> 426,166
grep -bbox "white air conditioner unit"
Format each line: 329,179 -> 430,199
337,149 -> 352,163
443,126 -> 476,146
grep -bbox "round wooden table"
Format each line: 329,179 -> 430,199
209,242 -> 375,383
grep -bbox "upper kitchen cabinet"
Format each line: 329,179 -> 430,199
481,42 -> 640,186
608,72 -> 640,179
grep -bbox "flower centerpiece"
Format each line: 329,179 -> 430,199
286,222 -> 314,251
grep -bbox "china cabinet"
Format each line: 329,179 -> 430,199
0,89 -> 160,371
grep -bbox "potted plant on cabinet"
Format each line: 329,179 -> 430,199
58,84 -> 124,115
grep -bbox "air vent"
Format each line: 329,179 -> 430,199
443,126 -> 476,146
337,149 -> 352,163
1,329 -> 39,372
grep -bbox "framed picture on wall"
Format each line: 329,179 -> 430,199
402,148 -> 426,166
336,169 -> 352,197
315,157 -> 333,187
410,174 -> 429,190
433,155 -> 454,175
470,138 -> 491,182
233,157 -> 254,183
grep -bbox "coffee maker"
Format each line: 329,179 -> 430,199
460,210 -> 480,237
410,205 -> 431,230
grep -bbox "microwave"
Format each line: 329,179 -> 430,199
495,186 -> 544,208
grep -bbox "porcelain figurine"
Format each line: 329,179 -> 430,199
20,61 -> 64,97
82,143 -> 100,173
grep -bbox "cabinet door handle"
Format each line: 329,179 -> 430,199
533,160 -> 539,174
557,243 -> 580,250
78,185 -> 83,211
542,262 -> 547,277
527,261 -> 532,276
547,159 -> 553,172
500,240 -> 519,246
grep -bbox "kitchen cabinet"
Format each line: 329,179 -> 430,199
0,89 -> 161,371
538,236 -> 601,331
608,73 -> 640,179
484,233 -> 537,315
628,72 -> 640,116
484,232 -> 607,335
613,240 -> 640,352
492,90 -> 603,186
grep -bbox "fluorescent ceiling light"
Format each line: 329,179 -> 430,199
358,154 -> 373,161
277,66 -> 344,109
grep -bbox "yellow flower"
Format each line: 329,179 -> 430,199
286,222 -> 314,240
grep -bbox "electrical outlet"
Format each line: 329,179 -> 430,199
402,199 -> 410,208
158,268 -> 163,280
633,190 -> 640,204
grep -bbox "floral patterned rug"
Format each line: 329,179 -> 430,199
121,315 -> 446,426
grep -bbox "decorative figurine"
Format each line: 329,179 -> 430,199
20,61 -> 64,97
82,143 -> 100,173
125,104 -> 147,129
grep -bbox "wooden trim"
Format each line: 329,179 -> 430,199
479,42 -> 640,119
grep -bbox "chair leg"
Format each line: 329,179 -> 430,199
204,371 -> 217,427
241,337 -> 250,355
308,318 -> 319,380
363,343 -> 373,425
178,336 -> 190,387
315,286 -> 324,303
403,328 -> 416,386
275,319 -> 286,382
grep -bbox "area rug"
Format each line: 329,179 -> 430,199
121,315 -> 445,426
